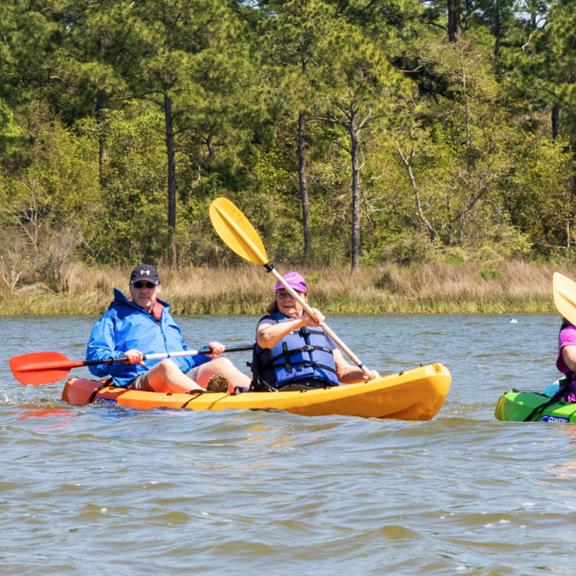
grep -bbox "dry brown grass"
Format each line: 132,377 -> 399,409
0,260 -> 566,316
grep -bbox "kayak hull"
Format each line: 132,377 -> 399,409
495,390 -> 576,424
61,363 -> 451,421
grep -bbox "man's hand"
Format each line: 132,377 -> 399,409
124,349 -> 144,364
206,341 -> 225,357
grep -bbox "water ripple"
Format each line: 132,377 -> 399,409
1,314 -> 575,574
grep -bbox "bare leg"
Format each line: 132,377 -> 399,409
194,358 -> 251,393
146,359 -> 204,393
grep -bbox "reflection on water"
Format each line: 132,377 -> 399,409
1,314 -> 575,574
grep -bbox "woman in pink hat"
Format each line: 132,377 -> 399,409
252,272 -> 379,391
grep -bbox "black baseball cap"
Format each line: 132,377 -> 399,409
130,264 -> 160,285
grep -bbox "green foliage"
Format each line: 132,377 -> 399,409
0,102 -> 100,289
0,98 -> 22,157
82,107 -> 168,264
442,247 -> 469,266
479,268 -> 503,280
0,0 -> 576,280
375,233 -> 438,266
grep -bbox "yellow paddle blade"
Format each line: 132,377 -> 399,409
553,272 -> 576,325
209,197 -> 269,266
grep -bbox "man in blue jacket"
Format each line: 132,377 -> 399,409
86,264 -> 251,393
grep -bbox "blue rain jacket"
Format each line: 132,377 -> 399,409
86,289 -> 209,387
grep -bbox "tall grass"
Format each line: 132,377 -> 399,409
0,261 -> 564,316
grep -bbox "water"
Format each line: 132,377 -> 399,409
1,314 -> 575,575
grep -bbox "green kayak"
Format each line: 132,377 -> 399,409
495,390 -> 576,423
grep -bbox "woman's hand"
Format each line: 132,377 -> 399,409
361,369 -> 380,382
302,308 -> 325,326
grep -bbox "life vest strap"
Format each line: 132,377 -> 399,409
282,341 -> 292,373
266,344 -> 333,366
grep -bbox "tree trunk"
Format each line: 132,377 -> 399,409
350,117 -> 361,270
573,149 -> 576,212
96,35 -> 108,188
397,146 -> 437,243
297,110 -> 312,261
552,102 -> 560,140
96,89 -> 108,188
164,90 -> 177,266
447,0 -> 461,43
493,0 -> 502,61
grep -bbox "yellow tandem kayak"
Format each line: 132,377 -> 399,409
61,363 -> 451,421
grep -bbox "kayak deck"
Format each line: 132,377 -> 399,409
62,363 -> 451,421
495,390 -> 576,423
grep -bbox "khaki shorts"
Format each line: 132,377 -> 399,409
127,372 -> 153,391
188,366 -> 200,382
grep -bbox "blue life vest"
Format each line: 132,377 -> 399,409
253,311 -> 339,389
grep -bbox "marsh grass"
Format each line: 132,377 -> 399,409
0,260 -> 563,316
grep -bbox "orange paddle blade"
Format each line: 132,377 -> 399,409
9,351 -> 82,385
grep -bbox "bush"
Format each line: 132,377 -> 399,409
479,267 -> 503,280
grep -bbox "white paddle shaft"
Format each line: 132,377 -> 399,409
144,349 -> 208,361
143,345 -> 251,362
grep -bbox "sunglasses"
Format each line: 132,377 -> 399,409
133,281 -> 157,289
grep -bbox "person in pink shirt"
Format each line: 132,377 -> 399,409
556,321 -> 576,401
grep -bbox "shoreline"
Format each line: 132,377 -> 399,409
0,298 -> 557,317
0,261 -> 562,317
